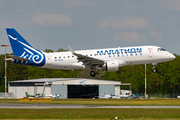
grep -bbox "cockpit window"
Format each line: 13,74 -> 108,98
158,48 -> 166,51
161,48 -> 166,51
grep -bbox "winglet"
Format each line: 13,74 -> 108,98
68,46 -> 76,54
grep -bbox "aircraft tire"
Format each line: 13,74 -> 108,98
90,71 -> 96,77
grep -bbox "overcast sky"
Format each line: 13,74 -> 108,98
0,0 -> 180,55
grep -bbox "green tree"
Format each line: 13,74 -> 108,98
57,48 -> 68,52
44,49 -> 54,53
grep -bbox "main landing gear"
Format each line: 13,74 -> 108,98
90,70 -> 96,77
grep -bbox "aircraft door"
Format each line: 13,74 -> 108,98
148,48 -> 153,58
46,55 -> 52,65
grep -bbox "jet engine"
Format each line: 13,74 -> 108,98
101,60 -> 127,72
106,60 -> 119,71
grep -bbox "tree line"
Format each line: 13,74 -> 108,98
0,49 -> 179,94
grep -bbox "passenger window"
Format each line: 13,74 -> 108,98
59,57 -> 61,58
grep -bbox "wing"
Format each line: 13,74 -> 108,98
68,46 -> 104,67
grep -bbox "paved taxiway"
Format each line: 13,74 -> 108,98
0,103 -> 180,109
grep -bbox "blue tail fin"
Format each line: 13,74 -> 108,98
6,28 -> 33,56
6,28 -> 45,66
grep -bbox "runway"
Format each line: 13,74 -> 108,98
0,103 -> 180,109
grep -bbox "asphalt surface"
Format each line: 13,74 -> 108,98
0,103 -> 180,109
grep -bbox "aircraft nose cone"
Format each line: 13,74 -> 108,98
169,54 -> 176,60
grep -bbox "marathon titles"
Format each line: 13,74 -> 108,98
97,48 -> 142,57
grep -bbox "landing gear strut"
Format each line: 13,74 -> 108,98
90,70 -> 96,77
152,63 -> 157,73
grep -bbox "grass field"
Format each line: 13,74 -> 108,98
1,99 -> 180,119
0,108 -> 180,119
1,98 -> 180,106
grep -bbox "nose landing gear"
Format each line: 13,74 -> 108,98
152,63 -> 157,73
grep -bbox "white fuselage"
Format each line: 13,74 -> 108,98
42,46 -> 175,70
6,28 -> 176,75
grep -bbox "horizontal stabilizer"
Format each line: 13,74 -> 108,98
7,55 -> 30,61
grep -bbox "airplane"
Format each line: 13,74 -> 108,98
43,93 -> 61,98
6,28 -> 176,77
130,93 -> 139,98
102,94 -> 121,99
101,94 -> 113,99
100,92 -> 113,99
25,92 -> 41,98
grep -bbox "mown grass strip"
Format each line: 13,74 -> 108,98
0,98 -> 180,106
0,108 -> 180,119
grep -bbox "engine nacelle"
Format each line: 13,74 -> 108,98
103,60 -> 127,72
106,60 -> 119,72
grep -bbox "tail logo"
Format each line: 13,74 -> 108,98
18,40 -> 44,64
8,34 -> 45,66
8,35 -> 17,40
